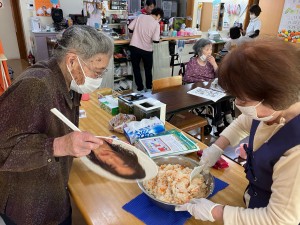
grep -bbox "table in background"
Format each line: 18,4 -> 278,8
68,92 -> 247,225
148,81 -> 233,115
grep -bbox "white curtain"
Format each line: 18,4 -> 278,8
152,41 -> 171,80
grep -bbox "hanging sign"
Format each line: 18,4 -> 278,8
0,0 -> 3,9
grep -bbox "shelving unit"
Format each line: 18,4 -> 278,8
113,44 -> 133,92
107,9 -> 127,13
110,0 -> 127,10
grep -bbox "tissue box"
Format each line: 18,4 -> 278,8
98,95 -> 119,115
118,93 -> 146,114
133,98 -> 166,124
123,117 -> 165,144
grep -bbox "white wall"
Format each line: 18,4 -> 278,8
0,0 -> 20,59
19,0 -> 83,53
60,0 -> 83,16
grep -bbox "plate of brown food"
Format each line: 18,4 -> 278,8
81,137 -> 158,183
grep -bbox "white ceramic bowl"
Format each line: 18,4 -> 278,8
137,155 -> 214,211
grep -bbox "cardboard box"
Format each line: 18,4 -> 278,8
96,88 -> 121,115
98,94 -> 119,116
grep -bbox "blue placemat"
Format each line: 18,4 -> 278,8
122,177 -> 229,225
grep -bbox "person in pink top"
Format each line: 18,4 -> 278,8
128,8 -> 164,92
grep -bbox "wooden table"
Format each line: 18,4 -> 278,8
68,92 -> 247,225
149,81 -> 232,115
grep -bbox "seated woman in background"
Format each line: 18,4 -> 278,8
223,26 -> 242,51
183,38 -> 233,135
183,39 -> 218,83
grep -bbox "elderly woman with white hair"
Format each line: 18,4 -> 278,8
0,25 -> 113,225
184,38 -> 233,134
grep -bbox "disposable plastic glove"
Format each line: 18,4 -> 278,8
175,198 -> 221,222
199,144 -> 223,170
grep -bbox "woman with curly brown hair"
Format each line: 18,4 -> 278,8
176,38 -> 300,225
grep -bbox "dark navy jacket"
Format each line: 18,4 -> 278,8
244,115 -> 300,208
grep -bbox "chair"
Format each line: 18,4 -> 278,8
170,52 -> 196,78
152,76 -> 208,142
152,75 -> 182,93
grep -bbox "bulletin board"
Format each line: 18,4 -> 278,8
278,0 -> 300,32
35,0 -> 60,16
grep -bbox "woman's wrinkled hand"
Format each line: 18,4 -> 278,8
53,131 -> 103,157
207,55 -> 218,68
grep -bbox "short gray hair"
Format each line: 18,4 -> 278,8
193,38 -> 212,55
54,25 -> 114,62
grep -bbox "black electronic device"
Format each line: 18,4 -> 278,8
51,8 -> 67,32
69,14 -> 87,25
51,8 -> 63,23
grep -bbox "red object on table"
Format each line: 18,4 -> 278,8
197,150 -> 229,170
159,21 -> 164,34
81,93 -> 90,101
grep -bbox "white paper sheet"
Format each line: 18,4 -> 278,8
187,87 -> 226,102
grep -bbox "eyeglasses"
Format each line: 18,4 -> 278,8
78,56 -> 108,78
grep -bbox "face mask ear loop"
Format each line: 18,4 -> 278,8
66,64 -> 76,82
76,56 -> 88,80
67,64 -> 80,93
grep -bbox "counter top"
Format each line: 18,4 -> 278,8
160,35 -> 202,41
114,35 -> 203,45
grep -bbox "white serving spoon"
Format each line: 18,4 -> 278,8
190,164 -> 205,183
50,108 -> 106,139
51,108 -> 81,132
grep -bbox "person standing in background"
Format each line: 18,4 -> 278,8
128,8 -> 164,92
241,4 -> 262,38
139,0 -> 156,15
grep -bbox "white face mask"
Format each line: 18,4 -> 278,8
199,54 -> 207,61
67,56 -> 103,94
250,14 -> 256,20
235,100 -> 276,122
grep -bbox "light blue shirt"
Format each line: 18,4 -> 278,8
246,17 -> 261,37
